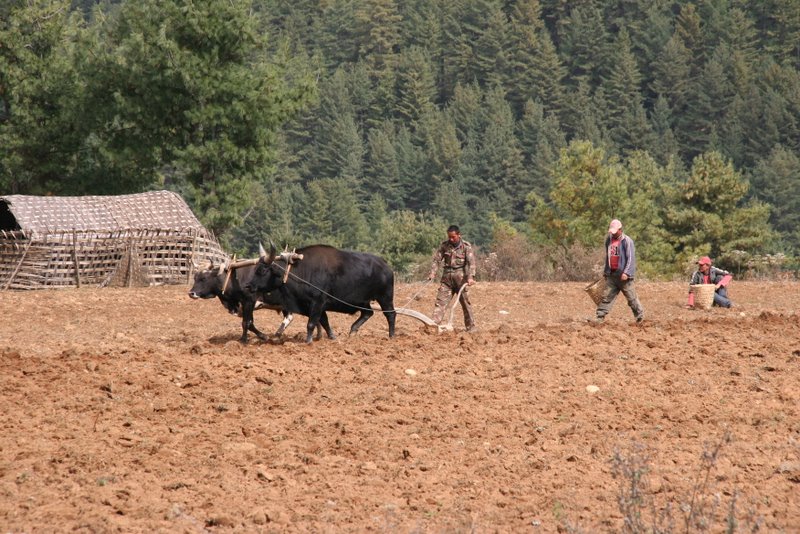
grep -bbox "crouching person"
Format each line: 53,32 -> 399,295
686,256 -> 733,308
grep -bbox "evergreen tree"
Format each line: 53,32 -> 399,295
650,33 -> 693,114
418,108 -> 462,190
365,122 -> 404,210
619,150 -> 677,275
507,0 -> 566,116
601,28 -> 653,152
395,46 -> 437,127
447,82 -> 484,144
399,0 -> 446,105
0,0 -> 86,194
558,3 -> 608,87
675,2 -> 706,74
517,99 -> 566,198
648,95 -> 680,166
318,0 -> 360,69
296,178 -> 368,248
561,80 -> 612,151
749,0 -> 800,68
530,140 -> 628,248
355,0 -> 401,125
473,4 -> 511,89
310,68 -> 365,184
680,44 -> 736,158
394,125 -> 431,211
664,151 -> 776,265
750,145 -> 800,253
474,87 -> 526,219
432,180 -> 470,234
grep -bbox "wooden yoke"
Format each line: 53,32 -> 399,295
279,248 -> 304,283
221,254 -> 236,294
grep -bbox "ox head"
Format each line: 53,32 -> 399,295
248,242 -> 280,294
188,258 -> 229,299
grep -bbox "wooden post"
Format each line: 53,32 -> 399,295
188,233 -> 198,284
126,240 -> 134,288
72,229 -> 82,289
2,239 -> 32,291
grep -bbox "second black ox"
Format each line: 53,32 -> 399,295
249,244 -> 396,343
189,259 -> 324,343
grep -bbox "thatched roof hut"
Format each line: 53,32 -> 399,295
0,190 -> 227,290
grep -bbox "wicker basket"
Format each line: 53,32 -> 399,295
691,284 -> 716,310
585,278 -> 606,306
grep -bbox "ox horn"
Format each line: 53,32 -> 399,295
259,242 -> 277,264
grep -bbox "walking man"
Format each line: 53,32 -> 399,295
428,225 -> 477,331
595,219 -> 644,323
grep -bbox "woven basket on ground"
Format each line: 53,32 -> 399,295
691,284 -> 716,310
585,278 -> 605,306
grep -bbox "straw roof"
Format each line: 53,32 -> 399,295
0,190 -> 210,235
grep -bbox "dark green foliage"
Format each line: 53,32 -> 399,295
750,145 -> 800,254
2,0 -> 799,277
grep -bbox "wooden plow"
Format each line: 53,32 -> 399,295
391,284 -> 468,334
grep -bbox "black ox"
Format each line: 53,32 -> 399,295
188,259 -> 324,343
249,244 -> 396,343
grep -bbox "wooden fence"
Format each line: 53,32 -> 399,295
0,228 -> 227,290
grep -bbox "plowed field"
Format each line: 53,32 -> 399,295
1,281 -> 798,532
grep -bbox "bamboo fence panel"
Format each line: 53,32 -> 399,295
0,228 -> 227,290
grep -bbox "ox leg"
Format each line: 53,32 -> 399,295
319,312 -> 335,340
375,296 -> 396,338
274,311 -> 293,337
348,309 -> 374,336
243,303 -> 267,343
306,306 -> 335,343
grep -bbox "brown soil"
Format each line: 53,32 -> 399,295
1,281 -> 799,532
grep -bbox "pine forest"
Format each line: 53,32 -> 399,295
2,0 -> 800,279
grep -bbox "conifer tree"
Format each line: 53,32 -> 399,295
530,140 -> 628,248
394,125 -> 431,211
664,151 -> 776,265
475,87 -> 527,219
395,46 -> 437,127
650,33 -> 693,114
648,95 -> 680,166
517,100 -> 566,198
749,0 -> 800,68
558,3 -> 608,87
507,0 -> 566,116
750,145 -> 800,253
602,28 -> 653,152
472,6 -> 511,89
365,122 -> 404,210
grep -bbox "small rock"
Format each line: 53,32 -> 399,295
483,357 -> 493,363
164,503 -> 183,520
206,515 -> 235,527
586,385 -> 600,394
256,469 -> 275,482
251,510 -> 268,525
499,310 -> 510,315
360,461 -> 378,471
404,369 -> 417,377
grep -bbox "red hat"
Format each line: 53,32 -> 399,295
698,256 -> 712,266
